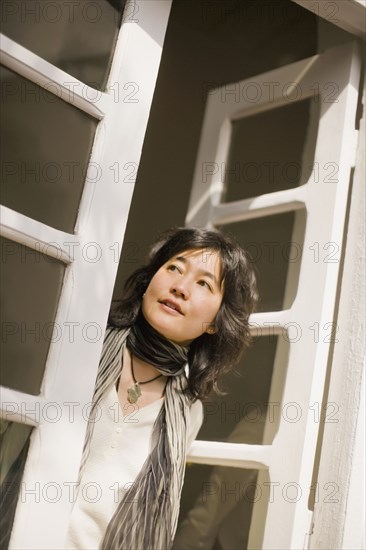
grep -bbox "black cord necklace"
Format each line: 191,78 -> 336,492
127,349 -> 163,404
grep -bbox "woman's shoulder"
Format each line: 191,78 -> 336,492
189,398 -> 203,421
187,399 -> 204,447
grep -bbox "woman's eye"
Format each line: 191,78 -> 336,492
198,280 -> 211,290
168,264 -> 180,272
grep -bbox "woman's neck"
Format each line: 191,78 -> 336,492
125,346 -> 164,382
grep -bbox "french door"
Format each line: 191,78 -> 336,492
0,1 -> 172,548
185,40 -> 361,548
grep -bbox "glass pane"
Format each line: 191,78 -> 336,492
0,237 -> 65,395
0,66 -> 97,233
218,210 -> 306,312
223,98 -> 319,202
173,464 -> 267,550
1,0 -> 125,90
0,420 -> 32,550
197,336 -> 289,446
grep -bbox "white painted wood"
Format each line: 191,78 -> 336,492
0,34 -> 110,119
187,441 -> 271,470
0,205 -> 76,263
249,311 -> 292,337
211,187 -> 306,225
290,0 -> 366,40
5,2 -> 173,549
309,71 -> 365,550
257,41 -> 360,550
0,387 -> 46,427
186,41 -> 361,549
341,369 -> 365,550
186,53 -> 320,227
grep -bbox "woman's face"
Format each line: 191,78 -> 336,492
142,248 -> 224,345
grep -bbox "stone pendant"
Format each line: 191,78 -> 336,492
127,382 -> 141,404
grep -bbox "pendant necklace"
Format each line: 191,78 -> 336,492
127,349 -> 163,404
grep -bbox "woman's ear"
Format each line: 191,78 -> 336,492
205,325 -> 216,335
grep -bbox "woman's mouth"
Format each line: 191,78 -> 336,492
158,300 -> 184,315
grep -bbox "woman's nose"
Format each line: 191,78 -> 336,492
171,281 -> 190,299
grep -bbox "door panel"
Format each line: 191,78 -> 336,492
0,2 -> 173,548
185,41 -> 361,549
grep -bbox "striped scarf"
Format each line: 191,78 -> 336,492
79,319 -> 192,550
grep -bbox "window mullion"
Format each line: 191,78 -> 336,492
211,187 -> 306,225
0,34 -> 110,119
0,205 -> 77,263
188,441 -> 271,470
0,387 -> 44,427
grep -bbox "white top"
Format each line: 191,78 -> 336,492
65,384 -> 203,549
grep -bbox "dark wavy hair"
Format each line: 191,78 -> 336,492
109,227 -> 258,400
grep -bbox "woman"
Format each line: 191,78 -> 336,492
65,226 -> 258,550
